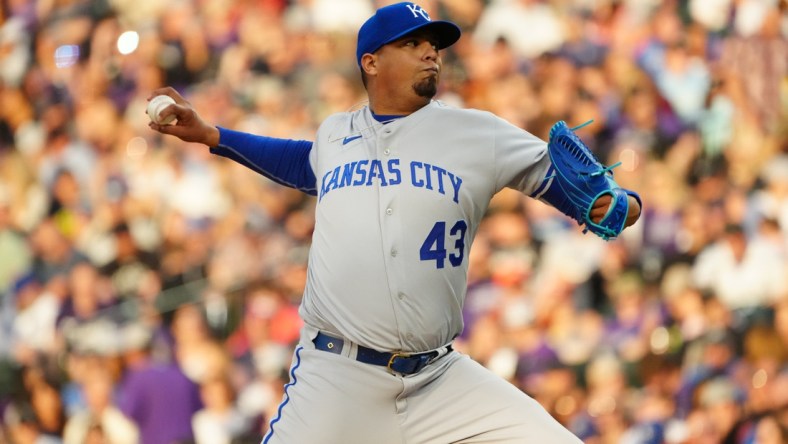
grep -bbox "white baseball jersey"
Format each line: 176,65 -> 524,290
301,100 -> 550,353
260,100 -> 584,444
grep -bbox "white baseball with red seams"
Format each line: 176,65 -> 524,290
146,95 -> 176,125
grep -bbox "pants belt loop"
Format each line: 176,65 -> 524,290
346,339 -> 359,360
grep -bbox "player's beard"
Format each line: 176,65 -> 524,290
413,76 -> 438,98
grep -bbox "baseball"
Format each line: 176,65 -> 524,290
146,95 -> 176,125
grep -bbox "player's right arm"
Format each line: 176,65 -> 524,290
147,87 -> 317,196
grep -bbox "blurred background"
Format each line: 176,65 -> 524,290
0,0 -> 786,443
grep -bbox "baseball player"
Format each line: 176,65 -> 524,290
148,3 -> 641,443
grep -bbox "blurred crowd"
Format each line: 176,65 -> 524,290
0,0 -> 786,443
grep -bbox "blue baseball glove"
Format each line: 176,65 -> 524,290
546,120 -> 636,240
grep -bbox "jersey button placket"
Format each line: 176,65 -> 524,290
381,125 -> 392,156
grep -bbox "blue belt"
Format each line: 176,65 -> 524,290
313,332 -> 452,375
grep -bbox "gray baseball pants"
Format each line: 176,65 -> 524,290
261,325 -> 582,444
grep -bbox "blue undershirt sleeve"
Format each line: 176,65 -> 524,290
209,127 -> 317,196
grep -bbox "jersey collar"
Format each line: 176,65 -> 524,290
370,111 -> 406,123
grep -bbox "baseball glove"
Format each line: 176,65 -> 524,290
547,120 -> 632,240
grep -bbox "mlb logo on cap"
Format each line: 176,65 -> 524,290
356,2 -> 461,66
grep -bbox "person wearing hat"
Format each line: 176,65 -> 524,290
148,2 -> 639,442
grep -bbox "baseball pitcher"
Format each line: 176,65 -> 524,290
148,3 -> 641,443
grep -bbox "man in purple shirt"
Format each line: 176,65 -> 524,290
117,324 -> 202,444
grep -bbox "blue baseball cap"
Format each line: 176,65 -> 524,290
356,2 -> 461,66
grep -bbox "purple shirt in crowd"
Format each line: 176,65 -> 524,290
118,362 -> 203,444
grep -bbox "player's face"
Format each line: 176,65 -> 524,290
376,30 -> 442,99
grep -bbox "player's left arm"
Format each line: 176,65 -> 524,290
531,121 -> 642,240
534,171 -> 642,239
487,113 -> 641,239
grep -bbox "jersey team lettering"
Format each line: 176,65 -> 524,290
319,158 -> 464,203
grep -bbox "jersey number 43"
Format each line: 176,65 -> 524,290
420,220 -> 467,269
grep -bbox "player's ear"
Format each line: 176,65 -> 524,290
361,53 -> 378,76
